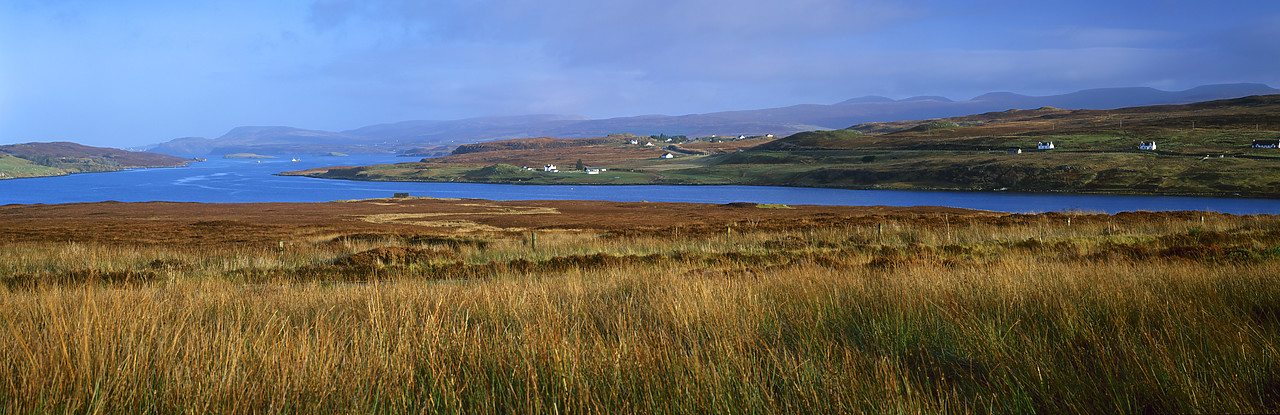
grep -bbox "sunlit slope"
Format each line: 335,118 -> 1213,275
288,95 -> 1280,197
0,142 -> 194,179
716,94 -> 1280,196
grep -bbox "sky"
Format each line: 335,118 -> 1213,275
1,0 -> 1277,148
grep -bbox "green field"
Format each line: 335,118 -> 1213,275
0,142 -> 194,179
0,154 -> 66,179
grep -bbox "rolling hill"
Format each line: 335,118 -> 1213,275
0,142 -> 195,180
286,94 -> 1280,198
147,83 -> 1278,157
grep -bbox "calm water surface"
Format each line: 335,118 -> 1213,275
2,154 -> 1279,214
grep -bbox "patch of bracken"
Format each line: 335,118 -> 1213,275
866,256 -> 915,269
791,256 -> 851,270
1160,229 -> 1232,246
763,236 -> 809,250
334,247 -> 458,267
187,220 -> 270,230
146,259 -> 193,271
404,235 -> 491,250
3,269 -> 159,289
1158,244 -> 1227,261
1087,242 -> 1155,261
682,267 -> 761,279
328,234 -> 491,251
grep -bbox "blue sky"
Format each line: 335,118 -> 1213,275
1,0 -> 1277,147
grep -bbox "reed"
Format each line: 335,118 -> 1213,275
2,211 -> 1279,413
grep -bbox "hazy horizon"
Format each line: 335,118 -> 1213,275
2,0 -> 1277,148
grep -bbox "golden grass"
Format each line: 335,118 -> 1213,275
2,211 -> 1280,413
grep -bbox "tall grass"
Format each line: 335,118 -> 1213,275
2,212 -> 1280,413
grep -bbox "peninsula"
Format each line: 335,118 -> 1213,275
0,142 -> 196,180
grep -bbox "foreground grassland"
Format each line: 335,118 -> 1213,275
2,200 -> 1280,413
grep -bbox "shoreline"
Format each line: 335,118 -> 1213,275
278,172 -> 1280,200
0,162 -> 196,181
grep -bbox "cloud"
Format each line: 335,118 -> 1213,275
304,0 -> 923,75
2,0 -> 1277,147
288,0 -> 949,117
1034,26 -> 1177,48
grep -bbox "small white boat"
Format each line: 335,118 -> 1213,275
291,158 -> 300,162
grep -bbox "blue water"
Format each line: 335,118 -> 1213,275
2,154 -> 1279,214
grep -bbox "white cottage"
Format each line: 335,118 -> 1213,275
661,153 -> 675,159
1037,142 -> 1055,150
1138,141 -> 1157,150
543,164 -> 559,172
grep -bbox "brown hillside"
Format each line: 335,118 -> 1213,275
0,141 -> 193,167
452,136 -> 631,155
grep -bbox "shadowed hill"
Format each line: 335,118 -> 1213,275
451,136 -> 632,155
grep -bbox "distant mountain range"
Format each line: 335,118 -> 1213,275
143,83 -> 1279,156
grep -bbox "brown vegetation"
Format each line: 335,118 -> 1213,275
2,199 -> 1279,413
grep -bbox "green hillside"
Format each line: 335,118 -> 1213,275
714,95 -> 1280,196
0,154 -> 66,179
0,142 -> 195,180
290,95 -> 1280,198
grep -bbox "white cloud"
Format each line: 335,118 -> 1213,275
1037,26 -> 1177,48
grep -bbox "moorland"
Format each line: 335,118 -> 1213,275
2,197 -> 1280,413
286,95 -> 1280,198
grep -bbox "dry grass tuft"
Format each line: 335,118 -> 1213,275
2,208 -> 1280,413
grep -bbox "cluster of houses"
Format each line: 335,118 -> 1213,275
1008,140 -> 1162,153
634,134 -> 776,146
1003,139 -> 1280,154
522,163 -> 616,172
1009,141 -> 1055,153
